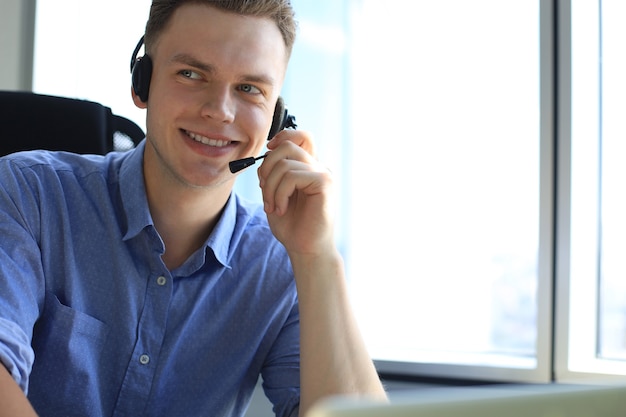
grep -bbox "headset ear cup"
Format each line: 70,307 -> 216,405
131,55 -> 153,103
268,97 -> 287,140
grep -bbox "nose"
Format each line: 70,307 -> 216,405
200,87 -> 235,123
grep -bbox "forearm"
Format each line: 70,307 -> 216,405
0,365 -> 37,417
291,250 -> 387,415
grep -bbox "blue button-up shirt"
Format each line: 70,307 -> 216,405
0,142 -> 300,417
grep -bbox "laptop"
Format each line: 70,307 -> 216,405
307,382 -> 626,417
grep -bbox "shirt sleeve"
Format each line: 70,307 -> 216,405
0,159 -> 46,393
0,319 -> 34,391
261,300 -> 301,417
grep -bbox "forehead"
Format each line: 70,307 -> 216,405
152,3 -> 288,80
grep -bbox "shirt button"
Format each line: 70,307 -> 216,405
139,354 -> 150,365
156,276 -> 167,286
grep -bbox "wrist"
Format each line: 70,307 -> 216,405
288,247 -> 343,273
288,248 -> 346,298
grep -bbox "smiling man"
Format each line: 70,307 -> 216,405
0,1 -> 386,416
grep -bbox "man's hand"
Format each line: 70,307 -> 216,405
258,130 -> 335,257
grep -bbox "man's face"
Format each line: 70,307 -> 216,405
139,3 -> 288,189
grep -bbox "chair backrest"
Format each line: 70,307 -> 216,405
0,91 -> 145,156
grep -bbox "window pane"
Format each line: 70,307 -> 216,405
599,0 -> 626,361
346,0 -> 541,373
562,0 -> 626,378
33,0 -> 151,131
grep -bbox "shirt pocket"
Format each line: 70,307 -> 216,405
28,291 -> 111,416
35,290 -> 109,342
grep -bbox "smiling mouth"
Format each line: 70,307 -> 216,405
184,130 -> 233,148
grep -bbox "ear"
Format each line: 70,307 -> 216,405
131,86 -> 148,109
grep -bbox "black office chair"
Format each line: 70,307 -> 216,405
0,91 -> 145,156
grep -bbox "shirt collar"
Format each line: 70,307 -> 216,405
119,140 -> 154,242
205,193 -> 237,268
162,194 -> 238,276
118,140 -> 237,270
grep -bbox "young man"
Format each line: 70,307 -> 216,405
0,1 -> 386,416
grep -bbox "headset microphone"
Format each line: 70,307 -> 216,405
228,154 -> 269,174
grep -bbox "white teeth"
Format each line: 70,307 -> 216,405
187,131 -> 230,147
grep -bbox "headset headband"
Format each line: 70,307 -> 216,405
130,35 -> 146,73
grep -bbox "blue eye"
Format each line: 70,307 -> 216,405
239,84 -> 261,94
180,69 -> 201,79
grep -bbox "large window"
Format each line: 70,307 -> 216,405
32,0 -> 626,383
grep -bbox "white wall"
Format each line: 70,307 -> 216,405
0,0 -> 36,90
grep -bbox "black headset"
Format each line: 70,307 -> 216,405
130,36 -> 152,103
129,36 -> 296,140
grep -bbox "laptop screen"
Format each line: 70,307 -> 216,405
308,383 -> 626,417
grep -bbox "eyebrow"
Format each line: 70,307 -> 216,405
170,53 -> 215,73
170,53 -> 277,87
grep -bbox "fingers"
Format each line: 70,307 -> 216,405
258,133 -> 328,217
258,143 -> 310,215
261,162 -> 329,216
267,128 -> 316,156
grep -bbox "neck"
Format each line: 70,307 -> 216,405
144,168 -> 234,271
